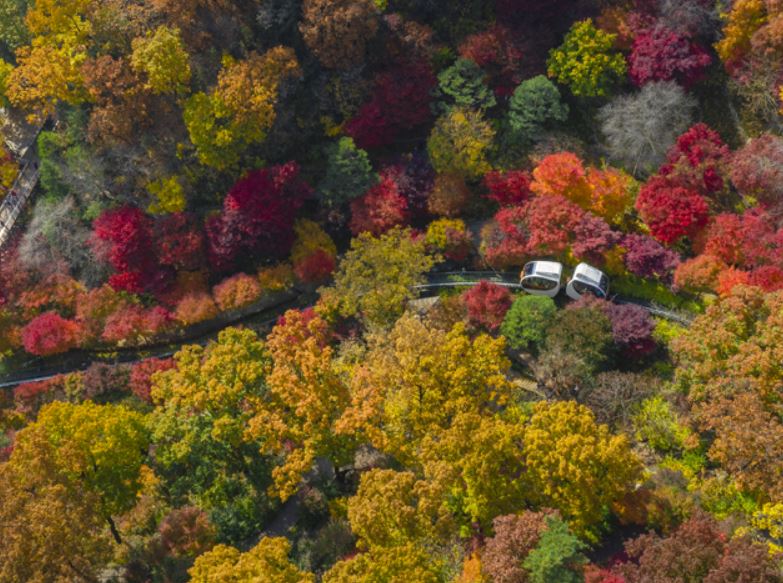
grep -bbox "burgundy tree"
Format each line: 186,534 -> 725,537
628,26 -> 712,88
206,162 -> 311,271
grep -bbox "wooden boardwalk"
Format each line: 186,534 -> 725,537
0,148 -> 40,249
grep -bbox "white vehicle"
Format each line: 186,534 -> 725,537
566,262 -> 609,300
519,261 -> 563,298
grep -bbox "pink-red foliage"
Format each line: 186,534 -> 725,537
484,170 -> 533,207
635,177 -> 710,245
628,27 -> 712,87
81,362 -> 131,400
13,375 -> 68,415
700,209 -> 780,268
75,284 -> 135,344
659,124 -> 729,196
572,213 -> 621,265
459,25 -> 524,96
462,281 -> 513,331
21,311 -> 82,356
206,162 -> 310,271
524,194 -> 584,256
606,303 -> 656,358
101,305 -> 173,344
729,134 -> 783,213
129,357 -> 175,403
622,234 -> 680,279
92,205 -> 165,293
293,249 -> 336,284
747,265 -> 783,291
716,268 -> 751,296
174,292 -> 219,325
346,62 -> 436,149
349,176 -> 408,236
380,153 -> 435,217
155,213 -> 206,271
673,254 -> 727,292
212,272 -> 263,311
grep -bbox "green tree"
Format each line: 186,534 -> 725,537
547,19 -> 626,98
523,516 -> 587,583
507,75 -> 569,146
149,327 -> 276,543
435,58 -> 496,113
544,305 -> 613,371
130,25 -> 191,95
319,137 -> 377,208
0,0 -> 29,51
320,227 -> 436,327
500,295 -> 557,352
427,107 -> 495,179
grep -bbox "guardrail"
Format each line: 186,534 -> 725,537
0,119 -> 52,249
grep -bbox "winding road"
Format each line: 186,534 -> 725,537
0,271 -> 694,390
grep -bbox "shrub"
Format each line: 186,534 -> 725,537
21,312 -> 82,356
294,249 -> 336,284
507,75 -> 568,146
435,57 -> 496,113
598,81 -> 696,174
500,295 -> 557,352
258,264 -> 296,292
674,255 -> 727,293
628,27 -> 711,87
349,176 -> 408,236
622,234 -> 680,280
547,19 -> 626,98
81,363 -> 131,401
101,305 -> 173,345
632,395 -> 691,453
318,138 -> 377,208
428,173 -> 472,218
635,178 -> 710,245
605,303 -> 656,358
175,293 -> 219,325
482,511 -> 555,583
462,281 -> 513,331
545,305 -> 613,371
212,273 -> 263,311
129,358 -> 175,403
427,107 -> 495,179
424,218 -> 473,262
483,169 -> 532,207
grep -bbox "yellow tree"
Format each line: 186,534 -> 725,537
419,412 -> 527,533
189,537 -> 314,583
522,401 -> 642,540
183,47 -> 301,169
130,25 -> 191,95
320,227 -> 436,327
246,309 -> 354,501
346,469 -> 454,549
322,544 -> 443,583
427,107 -> 495,179
337,314 -> 513,465
3,401 -> 149,549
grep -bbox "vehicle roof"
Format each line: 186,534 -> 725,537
528,261 -> 563,278
573,263 -> 605,284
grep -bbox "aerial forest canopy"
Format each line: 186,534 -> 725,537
0,0 -> 782,581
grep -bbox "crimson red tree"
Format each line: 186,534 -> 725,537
155,213 -> 206,272
346,62 -> 436,149
484,170 -> 532,207
729,134 -> 783,216
659,123 -> 730,196
635,177 -> 709,245
628,27 -> 712,88
21,312 -> 82,356
206,162 -> 310,271
92,205 -> 164,293
459,25 -> 524,96
349,176 -> 408,236
462,281 -> 513,331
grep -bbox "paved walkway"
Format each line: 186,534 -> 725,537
0,147 -> 40,249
